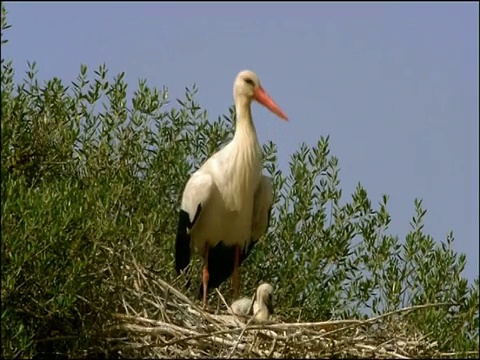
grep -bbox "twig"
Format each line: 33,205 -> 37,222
368,302 -> 455,324
438,350 -> 479,357
267,335 -> 278,357
227,312 -> 258,358
298,302 -> 455,345
355,343 -> 410,359
215,288 -> 244,326
145,269 -> 224,330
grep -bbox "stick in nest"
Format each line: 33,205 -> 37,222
227,312 -> 258,358
215,288 -> 244,325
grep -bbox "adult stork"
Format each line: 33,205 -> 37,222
175,70 -> 288,308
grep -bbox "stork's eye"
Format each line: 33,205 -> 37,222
244,78 -> 255,86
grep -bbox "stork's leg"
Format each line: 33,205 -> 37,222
232,244 -> 241,298
202,243 -> 210,309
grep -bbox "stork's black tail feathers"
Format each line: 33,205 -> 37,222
175,210 -> 192,275
198,240 -> 257,299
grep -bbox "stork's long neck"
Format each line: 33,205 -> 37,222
224,96 -> 262,208
254,298 -> 270,322
233,96 -> 260,153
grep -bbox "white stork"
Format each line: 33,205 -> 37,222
175,70 -> 288,308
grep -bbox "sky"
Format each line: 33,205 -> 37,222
3,2 -> 478,283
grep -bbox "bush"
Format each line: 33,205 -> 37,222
1,4 -> 478,358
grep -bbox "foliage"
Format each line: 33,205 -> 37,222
1,4 -> 478,358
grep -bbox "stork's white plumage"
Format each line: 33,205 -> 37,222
175,70 -> 288,309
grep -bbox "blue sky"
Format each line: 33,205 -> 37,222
3,2 -> 478,283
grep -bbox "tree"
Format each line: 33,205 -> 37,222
1,4 -> 478,358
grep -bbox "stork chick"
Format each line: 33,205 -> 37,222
230,283 -> 275,322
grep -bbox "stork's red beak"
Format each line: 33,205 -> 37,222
254,86 -> 288,121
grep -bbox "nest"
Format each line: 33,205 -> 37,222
103,261 -> 477,359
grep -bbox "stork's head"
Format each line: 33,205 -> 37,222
256,282 -> 275,314
233,70 -> 288,121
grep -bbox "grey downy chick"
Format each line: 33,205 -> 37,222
230,283 -> 274,322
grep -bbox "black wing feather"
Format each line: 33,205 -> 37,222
175,204 -> 202,275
